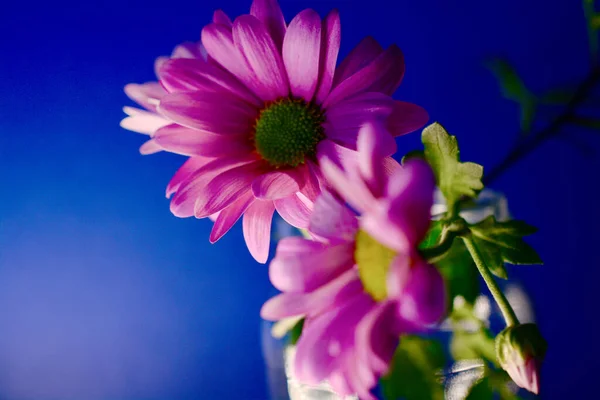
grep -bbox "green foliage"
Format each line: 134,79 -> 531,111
539,87 -> 575,105
466,377 -> 494,400
450,306 -> 523,400
381,336 -> 446,400
401,149 -> 425,164
287,318 -> 304,346
467,373 -> 523,400
451,329 -> 497,364
469,217 -> 542,279
422,123 -> 484,214
449,303 -> 497,364
485,58 -> 537,133
584,0 -> 600,64
420,220 -> 480,305
420,219 -> 445,249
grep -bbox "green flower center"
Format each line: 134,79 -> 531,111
354,229 -> 398,302
253,98 -> 325,168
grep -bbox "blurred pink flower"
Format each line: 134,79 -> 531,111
122,0 -> 428,263
261,124 -> 446,398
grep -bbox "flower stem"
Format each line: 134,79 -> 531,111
461,235 -> 520,327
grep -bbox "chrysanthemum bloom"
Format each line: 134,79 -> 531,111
121,40 -> 207,155
496,323 -> 547,394
122,0 -> 428,263
260,124 -> 446,398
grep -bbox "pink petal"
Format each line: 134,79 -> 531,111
396,257 -> 446,326
356,121 -> 397,196
154,56 -> 169,78
387,101 -> 429,137
360,158 -> 435,253
323,92 -> 395,149
344,356 -> 380,400
233,15 -> 289,101
275,236 -> 325,256
269,241 -> 354,292
385,158 -> 436,244
274,194 -> 312,229
170,155 -> 257,216
523,358 -> 541,394
315,10 -> 341,104
282,9 -> 321,100
355,301 -> 399,375
317,140 -> 376,213
166,156 -> 213,198
250,0 -> 287,50
243,199 -> 276,263
385,255 -> 412,299
171,41 -> 206,60
153,124 -> 252,158
213,9 -> 233,26
157,91 -> 256,135
124,82 -> 165,112
260,268 -> 362,320
308,190 -> 358,243
210,190 -> 255,243
252,169 -> 304,200
201,23 -> 256,91
158,58 -> 261,106
360,205 -> 413,255
324,45 -> 405,108
139,138 -> 163,155
328,371 -> 353,397
333,36 -> 383,87
194,161 -> 263,218
299,162 -> 321,202
120,107 -> 170,135
294,294 -> 374,385
208,212 -> 221,222
382,156 -> 402,177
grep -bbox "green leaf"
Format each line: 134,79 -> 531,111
469,217 -> 543,277
584,0 -> 599,63
287,318 -> 304,345
422,123 -> 484,213
439,245 -> 480,305
539,87 -> 575,105
519,98 -> 537,133
485,58 -> 537,133
436,240 -> 480,306
466,377 -> 494,400
419,220 -> 479,306
381,336 -> 446,400
401,149 -> 425,164
472,236 -> 506,279
420,220 -> 445,249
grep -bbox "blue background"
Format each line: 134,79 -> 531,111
1,0 -> 598,398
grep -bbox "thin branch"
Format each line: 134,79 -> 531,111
484,67 -> 600,186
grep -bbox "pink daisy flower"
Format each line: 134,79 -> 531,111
260,124 -> 446,398
123,0 -> 428,263
120,39 -> 207,154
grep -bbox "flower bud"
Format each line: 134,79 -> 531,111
495,323 -> 547,394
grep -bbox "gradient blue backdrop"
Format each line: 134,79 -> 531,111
1,0 -> 599,398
